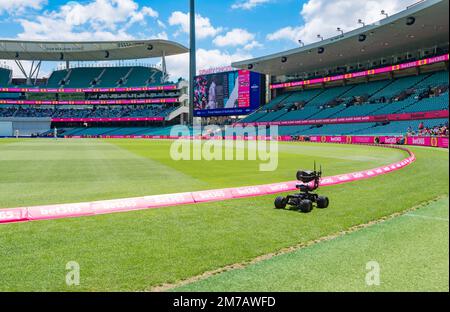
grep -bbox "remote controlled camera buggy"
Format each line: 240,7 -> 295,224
274,163 -> 329,213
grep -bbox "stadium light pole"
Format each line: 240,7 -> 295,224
381,10 -> 388,18
358,19 -> 365,27
337,27 -> 344,35
298,40 -> 305,47
317,34 -> 323,41
189,0 -> 196,126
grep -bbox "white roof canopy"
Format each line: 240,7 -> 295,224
0,39 -> 188,61
232,0 -> 449,76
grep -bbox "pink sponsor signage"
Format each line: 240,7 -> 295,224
303,135 -> 448,148
0,84 -> 178,94
0,208 -> 28,224
0,98 -> 179,106
53,117 -> 164,123
407,136 -> 449,148
238,70 -> 251,108
236,110 -> 449,127
270,54 -> 449,90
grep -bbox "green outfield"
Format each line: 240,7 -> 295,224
0,139 -> 448,291
176,197 -> 449,292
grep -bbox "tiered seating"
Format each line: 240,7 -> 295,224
301,123 -> 376,135
240,111 -> 267,123
96,67 -> 131,87
403,93 -> 449,113
369,74 -> 428,100
44,66 -> 164,88
0,105 -> 180,119
277,106 -> 318,121
307,85 -> 353,106
414,71 -> 449,94
122,67 -> 159,87
46,70 -> 68,88
283,89 -> 324,106
64,68 -> 103,88
262,93 -> 291,110
340,80 -> 391,99
353,119 -> 448,135
275,118 -> 448,137
240,70 -> 448,125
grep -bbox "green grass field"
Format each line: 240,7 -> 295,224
0,139 -> 448,291
176,197 -> 449,292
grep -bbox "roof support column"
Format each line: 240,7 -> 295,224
14,60 -> 28,81
161,51 -> 168,83
189,0 -> 196,126
15,60 -> 41,86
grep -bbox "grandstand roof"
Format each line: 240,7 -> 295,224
0,39 -> 188,61
232,0 -> 449,76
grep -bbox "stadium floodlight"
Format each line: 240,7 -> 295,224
358,19 -> 365,27
337,27 -> 344,35
406,16 -> 416,26
317,34 -> 324,41
298,40 -> 305,47
381,10 -> 389,18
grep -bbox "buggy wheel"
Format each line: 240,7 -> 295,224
274,196 -> 287,209
299,199 -> 313,213
317,196 -> 329,209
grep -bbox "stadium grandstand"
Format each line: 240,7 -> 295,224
0,39 -> 189,137
232,0 -> 449,139
0,0 -> 448,140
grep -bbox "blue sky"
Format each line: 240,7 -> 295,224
0,0 -> 417,79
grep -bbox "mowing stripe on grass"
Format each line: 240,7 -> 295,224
170,196 -> 449,292
405,214 -> 449,222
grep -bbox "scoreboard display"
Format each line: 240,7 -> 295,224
194,70 -> 264,117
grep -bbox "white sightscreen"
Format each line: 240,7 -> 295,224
0,122 -> 13,137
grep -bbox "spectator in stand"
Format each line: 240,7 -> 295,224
414,121 -> 449,137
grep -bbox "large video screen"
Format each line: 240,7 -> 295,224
194,70 -> 263,117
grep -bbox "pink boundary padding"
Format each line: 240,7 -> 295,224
0,145 -> 415,225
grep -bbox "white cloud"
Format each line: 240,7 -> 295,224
243,40 -> 263,50
163,49 -> 253,80
15,0 -> 161,41
157,20 -> 167,29
168,11 -> 222,39
267,0 -> 418,44
231,0 -> 271,10
153,32 -> 169,40
213,28 -> 256,47
0,0 -> 46,15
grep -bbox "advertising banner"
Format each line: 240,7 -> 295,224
0,98 -> 178,106
270,54 -> 449,90
237,110 -> 449,127
0,84 -> 178,94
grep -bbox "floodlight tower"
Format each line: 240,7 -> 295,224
189,0 -> 196,126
